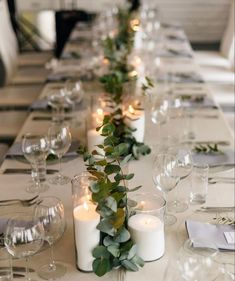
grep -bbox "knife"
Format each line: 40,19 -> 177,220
3,169 -> 58,175
197,207 -> 235,212
0,266 -> 35,273
209,163 -> 235,173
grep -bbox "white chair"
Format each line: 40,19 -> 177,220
195,0 -> 235,84
0,0 -> 50,85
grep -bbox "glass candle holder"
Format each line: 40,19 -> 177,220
86,106 -> 105,156
71,174 -> 100,272
123,95 -> 146,143
128,192 -> 166,262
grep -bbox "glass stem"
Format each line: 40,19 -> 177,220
58,157 -> 62,178
25,257 -> 30,281
49,244 -> 56,271
175,181 -> 180,206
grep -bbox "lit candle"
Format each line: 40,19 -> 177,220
88,108 -> 105,155
87,129 -> 105,155
125,105 -> 145,143
128,214 -> 165,261
73,202 -> 100,272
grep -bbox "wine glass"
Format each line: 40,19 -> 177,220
149,94 -> 169,147
22,134 -> 49,193
4,212 -> 45,281
35,196 -> 66,280
64,79 -> 84,126
167,145 -> 193,213
48,123 -> 71,185
152,153 -> 180,225
47,89 -> 68,123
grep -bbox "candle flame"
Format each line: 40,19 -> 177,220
145,219 -> 152,225
128,105 -> 135,114
130,19 -> 140,31
83,201 -> 89,211
97,108 -> 103,116
140,201 -> 146,209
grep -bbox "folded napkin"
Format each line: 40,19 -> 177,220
47,72 -> 75,82
30,97 -> 86,111
30,98 -> 49,111
61,51 -> 81,60
186,220 -> 235,251
181,96 -> 216,109
156,49 -> 193,59
6,140 -> 80,158
192,149 -> 235,167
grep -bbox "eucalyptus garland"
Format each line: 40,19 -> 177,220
82,4 -> 154,276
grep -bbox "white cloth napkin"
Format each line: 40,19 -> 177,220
186,220 -> 235,251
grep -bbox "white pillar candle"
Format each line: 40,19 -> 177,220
73,203 -> 100,272
125,106 -> 145,143
87,129 -> 105,155
128,214 -> 165,261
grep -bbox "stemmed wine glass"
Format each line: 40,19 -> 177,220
22,134 -> 49,193
64,79 -> 84,126
149,94 -> 169,147
35,196 -> 66,280
152,153 -> 180,225
167,145 -> 193,213
48,123 -> 72,185
4,212 -> 45,281
47,89 -> 68,123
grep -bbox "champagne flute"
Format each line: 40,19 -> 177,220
22,134 -> 49,193
167,145 -> 193,213
4,212 -> 45,281
152,153 -> 180,225
35,196 -> 66,280
48,123 -> 71,185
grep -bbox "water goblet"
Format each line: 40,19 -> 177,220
47,89 -> 68,123
48,123 -> 71,185
35,197 -> 66,280
22,134 -> 49,193
4,212 -> 45,281
167,145 -> 193,213
152,153 -> 180,225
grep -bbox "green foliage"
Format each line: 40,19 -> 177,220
84,120 -> 144,276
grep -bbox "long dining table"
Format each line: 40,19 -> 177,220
0,20 -> 234,281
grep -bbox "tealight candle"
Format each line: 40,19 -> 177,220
128,214 -> 165,261
73,202 -> 100,272
125,105 -> 145,143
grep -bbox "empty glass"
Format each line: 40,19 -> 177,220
35,197 -> 66,280
0,238 -> 12,281
152,153 -> 180,225
190,164 -> 209,204
4,213 -> 45,281
48,123 -> 72,185
22,134 -> 49,193
167,145 -> 193,213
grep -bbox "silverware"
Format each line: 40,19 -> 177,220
209,163 -> 235,174
3,168 -> 58,175
0,195 -> 39,207
13,273 -> 25,278
32,116 -> 72,121
183,141 -> 231,146
208,178 -> 235,184
0,266 -> 34,273
196,207 -> 235,212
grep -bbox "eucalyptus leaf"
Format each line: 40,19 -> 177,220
97,220 -> 116,236
121,260 -> 139,272
107,244 -> 120,257
93,258 -> 111,277
114,227 -> 130,243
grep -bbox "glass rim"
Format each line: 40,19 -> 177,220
129,192 -> 166,213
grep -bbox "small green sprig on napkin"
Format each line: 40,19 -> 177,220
193,144 -> 223,154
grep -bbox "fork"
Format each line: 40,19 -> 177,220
208,177 -> 235,184
0,195 -> 40,206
